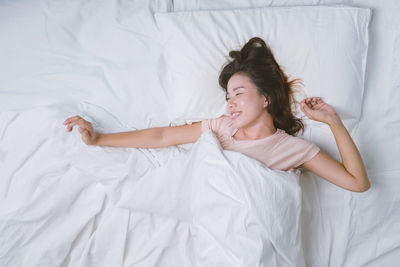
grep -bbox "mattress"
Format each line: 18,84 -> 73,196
0,0 -> 399,266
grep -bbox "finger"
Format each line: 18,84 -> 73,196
78,127 -> 90,137
301,104 -> 310,117
78,127 -> 85,133
300,103 -> 307,115
73,117 -> 86,124
65,118 -> 83,129
311,97 -> 318,105
66,121 -> 79,131
302,102 -> 311,108
68,118 -> 90,129
63,116 -> 82,125
302,97 -> 312,105
79,119 -> 92,129
301,102 -> 314,116
66,122 -> 76,131
313,97 -> 324,106
78,123 -> 92,133
66,119 -> 86,131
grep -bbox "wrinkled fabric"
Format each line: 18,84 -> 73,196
0,103 -> 305,267
202,115 -> 320,172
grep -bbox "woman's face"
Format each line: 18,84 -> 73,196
226,72 -> 268,129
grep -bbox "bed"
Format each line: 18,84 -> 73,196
1,0 -> 399,266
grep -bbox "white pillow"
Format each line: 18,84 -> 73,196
171,0 -> 340,12
155,6 -> 371,128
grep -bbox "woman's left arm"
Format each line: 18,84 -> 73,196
299,97 -> 370,192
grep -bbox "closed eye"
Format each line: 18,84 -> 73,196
226,93 -> 242,101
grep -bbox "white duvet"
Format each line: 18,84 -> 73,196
0,103 -> 304,267
2,0 -> 400,266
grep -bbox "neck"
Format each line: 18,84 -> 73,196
238,112 -> 276,140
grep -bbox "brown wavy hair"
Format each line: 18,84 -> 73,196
218,37 -> 304,136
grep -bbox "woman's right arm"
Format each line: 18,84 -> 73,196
96,122 -> 203,148
63,115 -> 203,148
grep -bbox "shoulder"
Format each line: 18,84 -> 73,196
205,114 -> 232,124
286,133 -> 321,164
289,133 -> 319,148
277,130 -> 320,155
270,130 -> 320,169
201,114 -> 233,134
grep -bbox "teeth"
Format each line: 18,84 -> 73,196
232,112 -> 240,118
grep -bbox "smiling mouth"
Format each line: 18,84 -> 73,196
231,111 -> 241,119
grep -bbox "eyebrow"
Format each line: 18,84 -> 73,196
226,86 -> 244,97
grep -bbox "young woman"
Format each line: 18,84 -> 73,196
63,37 -> 370,193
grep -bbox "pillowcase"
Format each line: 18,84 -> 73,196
171,0 -> 337,12
155,5 -> 371,129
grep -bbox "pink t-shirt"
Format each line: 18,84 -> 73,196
201,115 -> 320,172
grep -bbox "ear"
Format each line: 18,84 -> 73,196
263,95 -> 270,108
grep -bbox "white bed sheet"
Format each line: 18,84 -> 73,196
0,0 -> 172,129
0,0 -> 399,266
1,102 -> 307,266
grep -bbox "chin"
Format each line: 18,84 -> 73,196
231,118 -> 243,128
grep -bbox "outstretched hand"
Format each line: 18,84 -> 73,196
63,115 -> 100,145
300,97 -> 340,125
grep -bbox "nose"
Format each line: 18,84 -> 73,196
227,99 -> 238,114
227,98 -> 237,108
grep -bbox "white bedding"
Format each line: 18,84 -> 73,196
1,103 -> 304,266
1,0 -> 399,266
